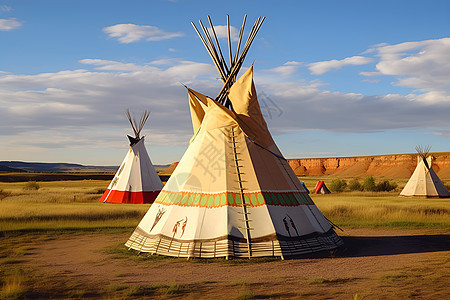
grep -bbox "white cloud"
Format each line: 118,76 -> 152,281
1,58 -> 449,164
265,61 -> 302,76
309,56 -> 374,75
1,5 -> 12,12
79,59 -> 160,72
207,25 -> 239,41
103,23 -> 183,43
255,77 -> 450,134
359,71 -> 380,77
0,59 -> 219,144
0,18 -> 21,31
371,38 -> 450,100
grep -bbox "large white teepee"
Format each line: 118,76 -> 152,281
100,110 -> 163,204
125,16 -> 343,258
400,146 -> 450,198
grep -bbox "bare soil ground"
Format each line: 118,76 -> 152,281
12,228 -> 449,299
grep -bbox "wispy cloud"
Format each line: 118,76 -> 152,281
1,5 -> 12,12
206,25 -> 239,41
369,38 -> 450,102
256,78 -> 450,134
266,61 -> 302,76
1,58 -> 448,143
103,23 -> 184,43
309,56 -> 374,75
1,43 -> 449,164
79,59 -> 160,72
0,18 -> 21,31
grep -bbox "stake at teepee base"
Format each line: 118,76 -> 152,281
125,16 -> 343,258
400,146 -> 450,198
99,110 -> 163,204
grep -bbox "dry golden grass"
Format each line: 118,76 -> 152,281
0,178 -> 449,232
0,180 -> 149,232
312,193 -> 449,228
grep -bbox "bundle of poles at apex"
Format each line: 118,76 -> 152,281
191,15 -> 265,109
125,109 -> 150,145
415,145 -> 432,169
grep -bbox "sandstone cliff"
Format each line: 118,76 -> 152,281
161,152 -> 450,180
287,152 -> 450,179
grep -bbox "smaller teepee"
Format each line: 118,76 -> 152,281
315,181 -> 331,194
400,146 -> 450,198
100,110 -> 163,204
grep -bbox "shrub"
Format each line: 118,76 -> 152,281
93,188 -> 106,194
348,179 -> 362,191
329,179 -> 347,192
375,180 -> 398,192
363,176 -> 376,191
23,181 -> 40,190
0,189 -> 9,200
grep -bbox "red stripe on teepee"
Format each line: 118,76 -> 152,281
99,189 -> 160,204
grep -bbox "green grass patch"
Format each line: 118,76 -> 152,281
0,258 -> 22,265
103,242 -> 180,263
0,274 -> 26,299
306,277 -> 353,284
119,282 -> 182,297
231,279 -> 248,286
238,290 -> 256,299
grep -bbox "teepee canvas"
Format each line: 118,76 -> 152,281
301,182 -> 310,194
100,110 -> 163,204
315,181 -> 331,194
400,146 -> 450,198
125,16 -> 343,258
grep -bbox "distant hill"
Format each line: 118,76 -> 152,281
0,165 -> 26,172
0,161 -> 118,173
0,161 -> 171,173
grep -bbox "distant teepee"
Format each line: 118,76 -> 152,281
100,110 -> 163,204
125,15 -> 343,258
315,181 -> 331,194
400,146 -> 450,198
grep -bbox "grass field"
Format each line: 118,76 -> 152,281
0,180 -> 149,232
0,178 -> 449,299
1,178 -> 449,232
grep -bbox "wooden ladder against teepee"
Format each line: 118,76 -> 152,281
230,127 -> 253,258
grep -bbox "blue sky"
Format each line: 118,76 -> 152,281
1,0 -> 449,165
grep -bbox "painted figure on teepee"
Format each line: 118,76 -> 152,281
100,110 -> 163,204
126,16 -> 343,258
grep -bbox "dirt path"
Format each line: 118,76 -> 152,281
22,229 -> 450,299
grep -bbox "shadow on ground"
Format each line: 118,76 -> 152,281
342,234 -> 450,257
